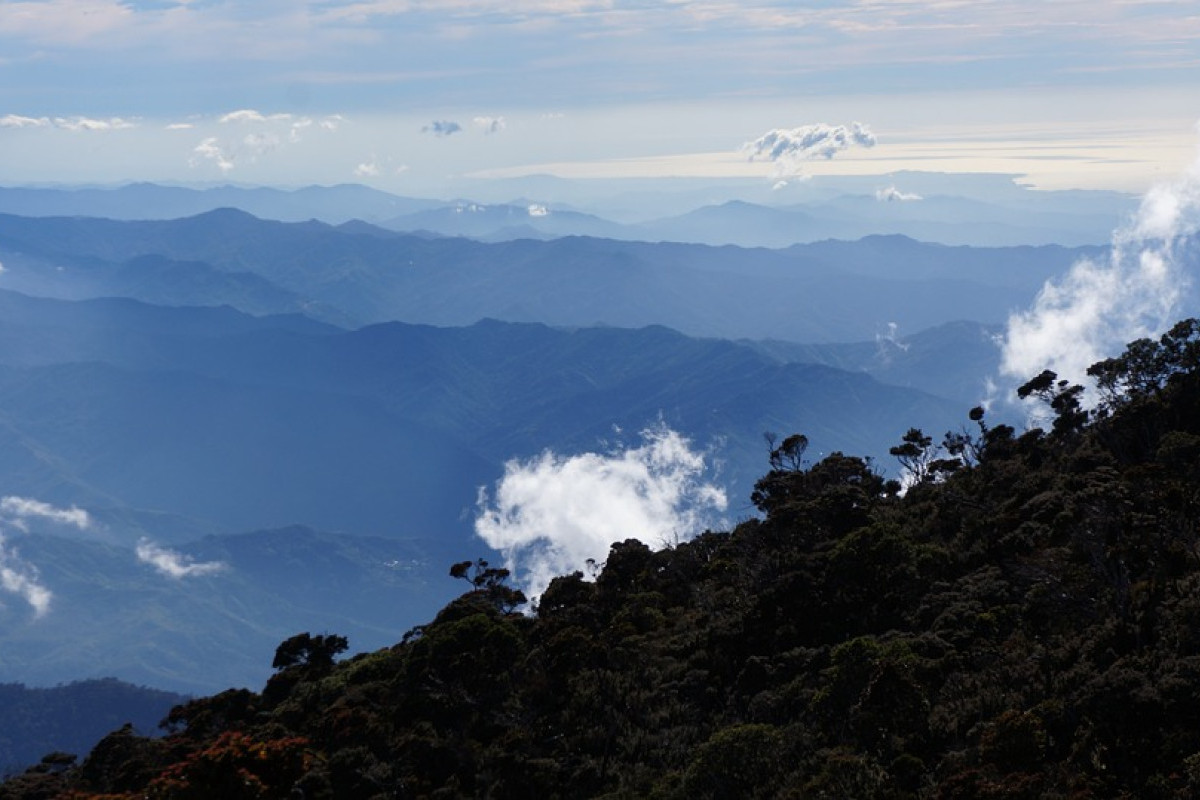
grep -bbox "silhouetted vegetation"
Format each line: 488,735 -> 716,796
10,322 -> 1200,798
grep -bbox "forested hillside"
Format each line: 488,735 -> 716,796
8,321 -> 1200,798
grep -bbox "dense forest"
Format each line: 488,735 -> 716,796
8,320 -> 1200,798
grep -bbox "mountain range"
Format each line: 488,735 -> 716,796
0,189 -> 1064,697
0,177 -> 1133,248
0,208 -> 1097,341
0,288 -> 989,692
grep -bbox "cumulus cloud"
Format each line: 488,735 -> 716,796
474,425 -> 727,601
136,538 -> 227,579
876,185 -> 923,202
473,115 -> 506,134
422,120 -> 462,137
165,121 -> 194,130
999,143 -> 1200,397
743,122 -> 876,179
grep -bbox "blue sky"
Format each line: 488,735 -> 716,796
1,0 -> 1199,195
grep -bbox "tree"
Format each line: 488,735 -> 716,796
1016,370 -> 1088,436
449,559 -> 527,612
271,633 -> 349,672
890,427 -> 935,484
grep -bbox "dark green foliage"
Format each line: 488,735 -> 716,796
18,320 -> 1200,798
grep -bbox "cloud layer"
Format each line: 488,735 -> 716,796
1000,144 -> 1200,395
474,426 -> 727,601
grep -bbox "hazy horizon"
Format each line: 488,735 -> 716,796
1,2 -> 1198,194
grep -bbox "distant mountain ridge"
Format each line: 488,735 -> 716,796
0,209 -> 1098,341
0,180 -> 1130,247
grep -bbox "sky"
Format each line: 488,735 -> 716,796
1,0 -> 1200,196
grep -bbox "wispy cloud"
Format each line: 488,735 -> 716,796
475,425 -> 727,601
0,496 -> 91,619
53,116 -> 135,131
422,119 -> 462,137
0,496 -> 90,532
219,109 -> 292,124
136,538 -> 227,579
0,114 -> 49,128
0,551 -> 51,618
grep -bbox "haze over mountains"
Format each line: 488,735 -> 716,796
0,172 -> 1133,247
0,178 -> 1101,695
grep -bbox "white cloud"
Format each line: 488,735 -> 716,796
0,496 -> 90,531
473,115 -> 506,134
876,185 -> 923,202
165,121 -> 194,130
422,119 -> 462,137
136,538 -> 226,579
355,159 -> 381,177
1000,141 -> 1200,396
474,425 -> 727,601
527,203 -> 548,217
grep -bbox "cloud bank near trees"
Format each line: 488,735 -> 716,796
1000,142 -> 1200,397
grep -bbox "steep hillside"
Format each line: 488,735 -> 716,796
9,321 -> 1200,798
